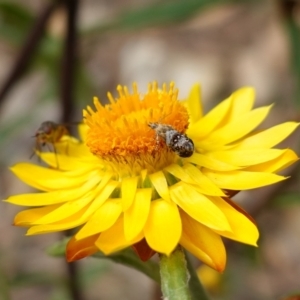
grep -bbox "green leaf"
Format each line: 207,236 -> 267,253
47,237 -> 70,257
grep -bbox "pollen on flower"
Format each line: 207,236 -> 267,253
83,82 -> 190,171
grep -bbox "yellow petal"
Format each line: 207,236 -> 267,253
180,211 -> 226,272
207,149 -> 286,167
202,105 -> 272,148
186,153 -> 239,171
187,96 -> 231,139
181,164 -> 225,196
54,137 -> 90,157
121,176 -> 139,211
14,205 -> 61,226
78,123 -> 88,141
29,174 -> 115,224
10,163 -> 98,192
75,199 -> 122,240
124,189 -> 151,241
144,199 -> 181,255
211,87 -> 255,130
169,182 -> 231,232
185,83 -> 203,124
5,173 -> 102,206
233,122 -> 300,150
149,171 -> 170,201
141,169 -> 148,182
229,87 -> 255,119
164,164 -> 196,185
32,191 -> 95,225
203,169 -> 287,190
209,197 -> 259,246
245,149 -> 299,173
81,180 -> 120,220
39,152 -> 92,171
66,235 -> 98,262
26,206 -> 90,234
197,265 -> 222,290
95,215 -> 143,255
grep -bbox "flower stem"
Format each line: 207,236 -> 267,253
185,252 -> 211,300
159,247 -> 191,300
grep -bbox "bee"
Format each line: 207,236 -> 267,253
32,121 -> 69,166
148,122 -> 194,157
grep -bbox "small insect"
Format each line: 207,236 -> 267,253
32,121 -> 69,166
148,122 -> 194,157
34,121 -> 69,149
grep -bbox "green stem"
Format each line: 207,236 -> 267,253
159,247 -> 191,300
185,253 -> 211,300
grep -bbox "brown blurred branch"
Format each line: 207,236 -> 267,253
278,0 -> 297,18
59,1 -> 82,300
0,0 -> 62,108
60,0 -> 79,123
66,260 -> 83,300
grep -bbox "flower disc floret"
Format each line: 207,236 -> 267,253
84,82 -> 190,174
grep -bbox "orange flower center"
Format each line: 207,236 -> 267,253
84,82 -> 190,174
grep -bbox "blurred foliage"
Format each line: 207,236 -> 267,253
0,260 -> 10,300
186,253 -> 212,300
84,0 -> 228,34
0,2 -> 34,45
94,249 -> 160,283
83,0 -> 262,35
273,192 -> 300,207
48,238 -> 160,283
284,10 -> 300,106
0,1 -> 93,104
0,1 -> 92,152
8,261 -> 108,300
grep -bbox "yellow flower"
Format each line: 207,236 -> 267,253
6,82 -> 299,272
197,265 -> 222,293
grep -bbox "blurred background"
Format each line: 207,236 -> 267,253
1,0 -> 300,299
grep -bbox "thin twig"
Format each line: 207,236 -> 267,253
66,260 -> 83,300
0,0 -> 61,108
60,0 -> 79,123
59,1 -> 82,300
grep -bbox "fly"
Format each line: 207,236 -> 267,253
32,121 -> 69,167
148,122 -> 194,157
